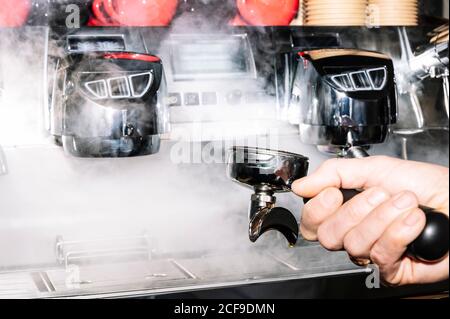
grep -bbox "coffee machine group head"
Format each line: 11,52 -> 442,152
50,51 -> 169,157
292,49 -> 397,157
227,147 -> 309,246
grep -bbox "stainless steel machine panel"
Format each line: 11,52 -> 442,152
0,245 -> 366,299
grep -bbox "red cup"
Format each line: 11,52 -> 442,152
236,0 -> 299,26
90,0 -> 120,26
0,0 -> 31,27
103,0 -> 178,26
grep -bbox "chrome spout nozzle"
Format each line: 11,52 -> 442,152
248,187 -> 299,246
249,206 -> 299,246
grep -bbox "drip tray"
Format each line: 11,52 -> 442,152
45,259 -> 191,294
0,272 -> 41,298
176,251 -> 295,281
269,245 -> 361,275
0,246 -> 367,298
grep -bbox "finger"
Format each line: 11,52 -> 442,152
292,156 -> 396,198
300,187 -> 343,241
291,156 -> 449,209
317,187 -> 390,250
392,256 -> 449,285
343,191 -> 419,258
370,208 -> 426,286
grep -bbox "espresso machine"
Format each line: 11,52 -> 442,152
0,0 -> 449,299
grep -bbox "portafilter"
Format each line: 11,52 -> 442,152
227,146 -> 449,263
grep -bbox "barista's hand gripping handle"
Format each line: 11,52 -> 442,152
339,147 -> 449,262
341,189 -> 449,263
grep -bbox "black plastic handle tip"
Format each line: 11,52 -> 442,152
407,208 -> 449,262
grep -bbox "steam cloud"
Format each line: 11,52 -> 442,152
0,10 -> 330,279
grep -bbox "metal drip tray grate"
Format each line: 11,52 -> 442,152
0,272 -> 41,298
176,251 -> 295,281
269,245 -> 362,275
45,259 -> 190,293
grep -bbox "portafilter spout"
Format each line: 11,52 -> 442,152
226,147 -> 309,246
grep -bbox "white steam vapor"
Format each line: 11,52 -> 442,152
0,22 -> 332,281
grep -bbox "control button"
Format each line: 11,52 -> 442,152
202,92 -> 217,105
184,92 -> 200,106
167,93 -> 181,107
226,90 -> 243,105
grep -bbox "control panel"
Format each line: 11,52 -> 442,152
157,33 -> 277,124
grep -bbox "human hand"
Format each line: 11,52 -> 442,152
292,156 -> 449,286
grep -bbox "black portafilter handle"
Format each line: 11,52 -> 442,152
341,189 -> 449,263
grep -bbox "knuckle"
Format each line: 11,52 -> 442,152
303,206 -> 322,227
303,196 -> 332,226
344,203 -> 363,223
369,244 -> 388,266
387,227 -> 405,243
299,224 -> 317,241
367,186 -> 390,203
317,225 -> 340,250
397,191 -> 419,206
343,232 -> 365,257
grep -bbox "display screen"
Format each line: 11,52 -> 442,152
67,35 -> 126,52
170,35 -> 255,81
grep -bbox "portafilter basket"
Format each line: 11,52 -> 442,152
227,147 -> 309,247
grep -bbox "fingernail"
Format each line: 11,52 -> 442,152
367,189 -> 389,206
404,210 -> 422,226
320,188 -> 340,208
393,192 -> 416,209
